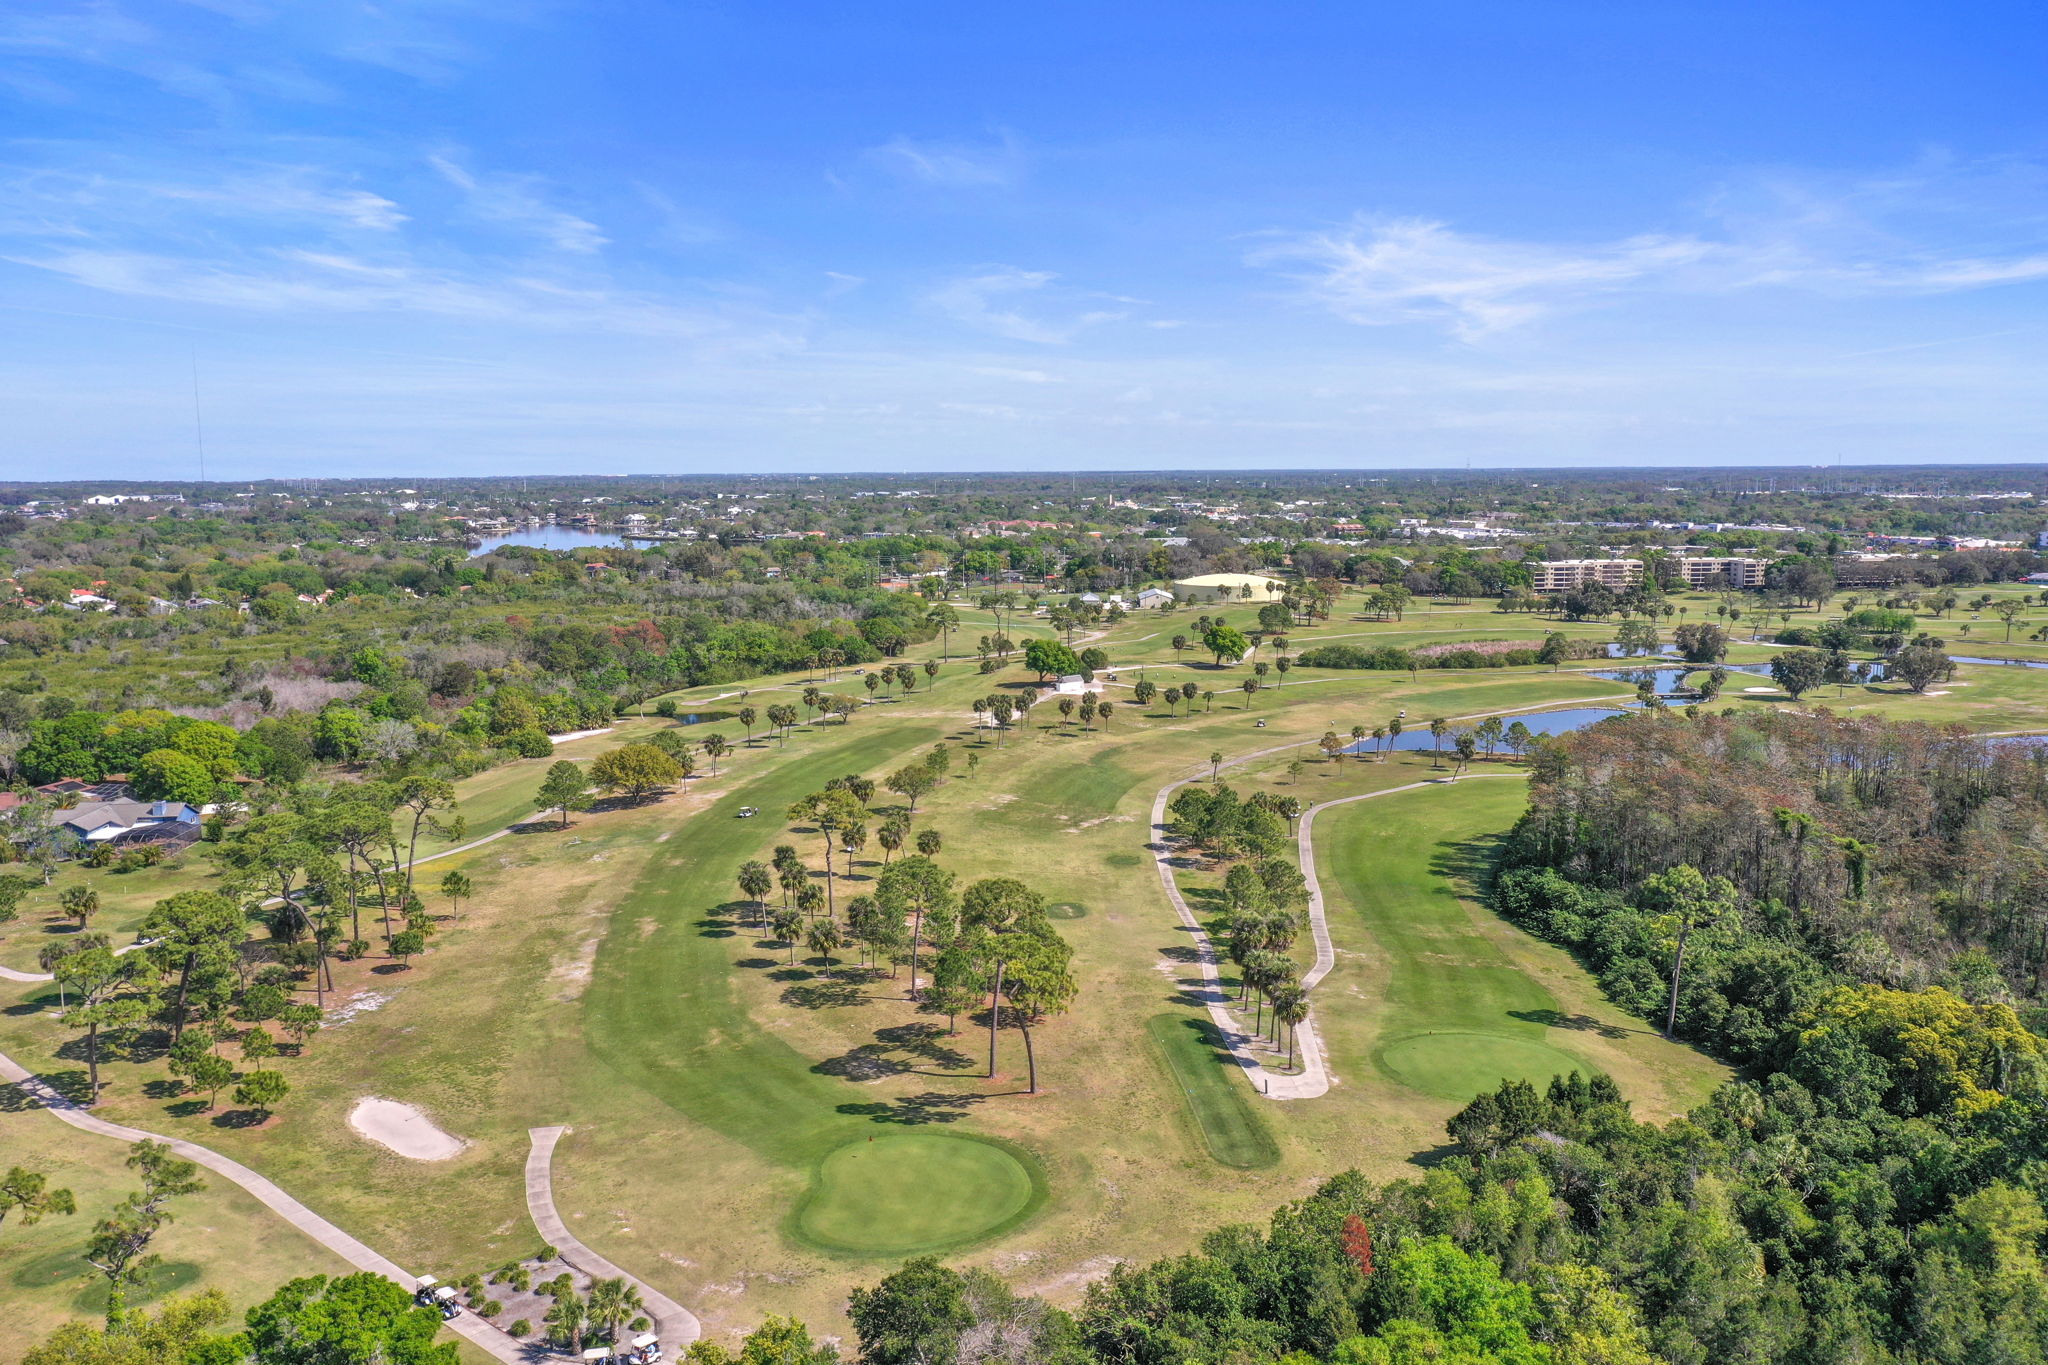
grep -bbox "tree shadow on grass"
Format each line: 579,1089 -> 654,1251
765,965 -> 812,981
1408,1140 -> 1466,1170
1426,831 -> 1507,898
211,1109 -> 270,1129
782,978 -> 868,1010
1157,943 -> 1203,963
733,956 -> 780,971
837,1091 -> 991,1125
1184,886 -> 1228,910
815,1045 -> 910,1082
162,1099 -> 211,1119
1509,1008 -> 1641,1039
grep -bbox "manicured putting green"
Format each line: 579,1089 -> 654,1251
794,1133 -> 1043,1256
1146,1014 -> 1280,1169
1374,1030 -> 1593,1101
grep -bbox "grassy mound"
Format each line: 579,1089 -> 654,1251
793,1133 -> 1044,1256
1146,1014 -> 1280,1169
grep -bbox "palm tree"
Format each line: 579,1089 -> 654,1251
1210,751 -> 1224,783
546,1289 -> 592,1353
1371,725 -> 1387,760
587,1279 -> 645,1347
771,906 -> 804,962
1427,717 -> 1448,769
1388,716 -> 1404,752
1273,988 -> 1310,1066
701,732 -> 730,774
738,705 -> 758,745
805,920 -> 843,972
737,860 -> 772,926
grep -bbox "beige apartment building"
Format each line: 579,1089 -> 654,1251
1529,559 -> 1644,593
1531,556 -> 1768,594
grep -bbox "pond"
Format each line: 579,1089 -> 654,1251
1587,662 -> 1773,694
1343,705 -> 1634,754
1952,655 -> 2048,671
469,526 -> 624,556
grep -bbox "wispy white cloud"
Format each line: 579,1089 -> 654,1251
927,267 -> 1124,344
1250,217 -> 1715,339
859,133 -> 1023,188
4,245 -> 804,343
1257,160 -> 2048,339
428,152 -> 605,253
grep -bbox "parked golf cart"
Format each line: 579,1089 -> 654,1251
415,1279 -> 460,1320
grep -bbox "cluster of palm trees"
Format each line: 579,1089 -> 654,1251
542,1275 -> 646,1353
967,691 -> 1036,742
1312,714 -> 1537,770
1222,866 -> 1313,1066
1131,680 -> 1215,716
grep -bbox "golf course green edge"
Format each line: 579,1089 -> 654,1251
786,1130 -> 1052,1258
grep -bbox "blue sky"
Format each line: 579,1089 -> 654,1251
5,2 -> 2048,477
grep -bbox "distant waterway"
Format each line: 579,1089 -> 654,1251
469,526 -> 624,556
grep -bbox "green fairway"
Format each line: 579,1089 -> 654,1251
794,1133 -> 1042,1255
580,719 -> 1054,1258
1145,1014 -> 1280,1169
1315,781 -> 1607,1103
1374,1030 -> 1593,1101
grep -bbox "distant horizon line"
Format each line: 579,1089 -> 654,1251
6,461 -> 2048,488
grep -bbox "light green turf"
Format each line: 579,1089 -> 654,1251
1145,1014 -> 1280,1169
794,1134 -> 1040,1255
1374,1031 -> 1593,1101
1315,780 -> 1601,1102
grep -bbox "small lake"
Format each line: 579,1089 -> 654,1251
1953,655 -> 2048,671
1587,662 -> 1775,694
1344,705 -> 1634,754
470,526 -> 624,556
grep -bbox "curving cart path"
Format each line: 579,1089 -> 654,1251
525,1127 -> 700,1346
1148,701 -> 1585,1101
0,1045 -> 540,1364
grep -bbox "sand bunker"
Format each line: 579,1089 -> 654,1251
348,1097 -> 467,1160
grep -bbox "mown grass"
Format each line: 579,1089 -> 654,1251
1144,1014 -> 1279,1170
1309,779 -> 1726,1119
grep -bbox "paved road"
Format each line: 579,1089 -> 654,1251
0,1046 -> 539,1364
525,1127 -> 701,1345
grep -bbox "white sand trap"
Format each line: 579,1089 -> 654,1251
348,1097 -> 467,1160
1742,686 -> 1778,693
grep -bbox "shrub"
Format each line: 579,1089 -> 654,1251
507,727 -> 554,758
1296,644 -> 1415,670
509,1321 -> 532,1338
